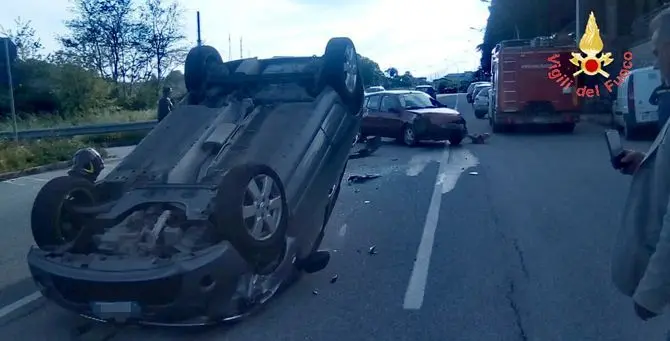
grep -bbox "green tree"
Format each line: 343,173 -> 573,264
358,55 -> 385,88
140,0 -> 188,83
0,17 -> 44,60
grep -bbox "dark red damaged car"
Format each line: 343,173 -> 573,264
359,90 -> 467,146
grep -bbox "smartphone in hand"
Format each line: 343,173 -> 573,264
604,129 -> 626,168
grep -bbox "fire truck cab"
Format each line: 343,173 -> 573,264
489,38 -> 581,132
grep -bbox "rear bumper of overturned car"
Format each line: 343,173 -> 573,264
27,242 -> 249,325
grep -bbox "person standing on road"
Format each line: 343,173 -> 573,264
611,8 -> 670,323
157,87 -> 174,122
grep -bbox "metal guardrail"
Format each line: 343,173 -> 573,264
0,120 -> 157,141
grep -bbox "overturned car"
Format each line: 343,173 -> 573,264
27,37 -> 364,326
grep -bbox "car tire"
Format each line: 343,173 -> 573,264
448,136 -> 463,146
474,110 -> 486,119
184,45 -> 225,101
402,124 -> 418,146
320,37 -> 364,114
31,176 -> 97,251
214,164 -> 289,274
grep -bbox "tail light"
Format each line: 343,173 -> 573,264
627,73 -> 635,115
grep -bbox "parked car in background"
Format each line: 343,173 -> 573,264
365,86 -> 385,94
360,90 -> 467,146
415,85 -> 437,99
467,81 -> 490,103
612,66 -> 662,140
471,83 -> 491,106
473,86 -> 491,119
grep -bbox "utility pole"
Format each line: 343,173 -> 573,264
228,34 -> 232,61
240,37 -> 243,59
575,0 -> 581,42
2,38 -> 18,143
196,11 -> 202,46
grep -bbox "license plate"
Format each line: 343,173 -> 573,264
637,111 -> 658,123
90,301 -> 141,320
532,116 -> 556,123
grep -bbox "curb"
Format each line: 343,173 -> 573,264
0,156 -> 121,182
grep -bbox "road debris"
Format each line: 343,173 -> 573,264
364,200 -> 370,204
330,274 -> 339,283
312,289 -> 319,295
467,133 -> 491,144
368,245 -> 377,255
349,136 -> 382,159
347,174 -> 381,184
469,171 -> 479,175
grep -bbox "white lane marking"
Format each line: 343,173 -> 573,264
0,292 -> 42,319
403,147 -> 479,309
3,179 -> 25,186
338,223 -> 348,237
406,153 -> 437,176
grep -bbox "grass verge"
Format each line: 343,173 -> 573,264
0,131 -> 149,174
0,109 -> 154,132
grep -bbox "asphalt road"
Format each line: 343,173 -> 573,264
0,94 -> 668,340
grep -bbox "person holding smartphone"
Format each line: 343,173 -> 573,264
611,8 -> 670,323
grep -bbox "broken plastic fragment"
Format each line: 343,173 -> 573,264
330,274 -> 338,283
347,174 -> 381,184
312,289 -> 319,295
469,171 -> 478,175
364,200 -> 370,204
368,245 -> 377,255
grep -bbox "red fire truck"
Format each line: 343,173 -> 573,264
489,38 -> 581,132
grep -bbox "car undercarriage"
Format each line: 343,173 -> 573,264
27,37 -> 364,326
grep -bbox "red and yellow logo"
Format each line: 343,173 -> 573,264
547,11 -> 633,98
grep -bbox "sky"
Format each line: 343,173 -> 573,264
0,0 -> 489,79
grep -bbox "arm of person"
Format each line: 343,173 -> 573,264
633,195 -> 670,314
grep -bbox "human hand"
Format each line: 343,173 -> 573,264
618,150 -> 645,175
634,302 -> 658,321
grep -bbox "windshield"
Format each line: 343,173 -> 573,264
399,92 -> 437,109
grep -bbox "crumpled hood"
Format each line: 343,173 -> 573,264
407,107 -> 463,124
407,107 -> 461,116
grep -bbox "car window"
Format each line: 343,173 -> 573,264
399,92 -> 435,109
366,95 -> 381,110
380,95 -> 396,111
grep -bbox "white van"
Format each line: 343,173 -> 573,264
612,66 -> 662,139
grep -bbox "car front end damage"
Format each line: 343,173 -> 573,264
28,236 -> 299,326
414,113 -> 467,142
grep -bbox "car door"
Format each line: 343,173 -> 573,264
378,94 -> 404,136
361,94 -> 382,135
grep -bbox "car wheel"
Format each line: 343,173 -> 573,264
402,124 -> 418,146
184,45 -> 225,102
214,164 -> 289,274
448,136 -> 463,146
321,37 -> 364,114
474,110 -> 486,119
31,176 -> 97,251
